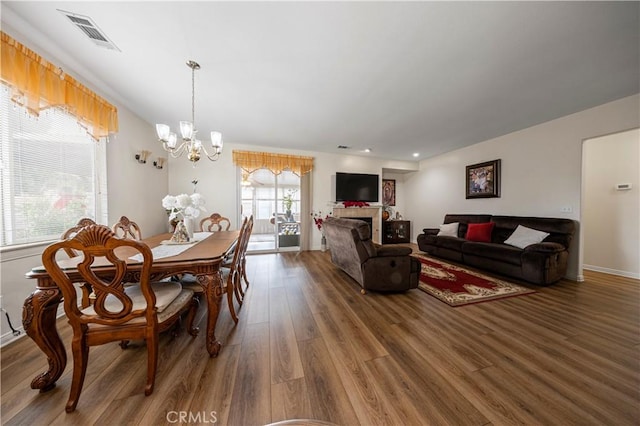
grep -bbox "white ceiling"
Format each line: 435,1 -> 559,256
2,1 -> 638,162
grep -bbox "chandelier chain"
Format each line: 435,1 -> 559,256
191,64 -> 196,129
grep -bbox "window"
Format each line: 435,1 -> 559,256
0,85 -> 107,247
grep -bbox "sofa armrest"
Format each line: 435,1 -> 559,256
376,245 -> 413,257
422,228 -> 439,236
524,242 -> 566,253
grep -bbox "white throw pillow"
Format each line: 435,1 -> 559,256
437,222 -> 459,237
504,225 -> 550,249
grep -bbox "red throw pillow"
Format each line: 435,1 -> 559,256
465,222 -> 495,242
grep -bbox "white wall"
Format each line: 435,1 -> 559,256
107,107 -> 169,236
403,94 -> 640,281
583,128 -> 640,278
167,144 -> 418,249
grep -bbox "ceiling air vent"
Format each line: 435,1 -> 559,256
337,145 -> 350,149
58,9 -> 120,51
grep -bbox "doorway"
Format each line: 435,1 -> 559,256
582,128 -> 639,279
240,168 -> 301,253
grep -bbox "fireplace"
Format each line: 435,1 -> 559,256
332,206 -> 382,243
351,217 -> 373,233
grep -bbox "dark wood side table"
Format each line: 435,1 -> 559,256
382,220 -> 410,244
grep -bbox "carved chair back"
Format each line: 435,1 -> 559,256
111,215 -> 143,240
200,213 -> 231,232
60,218 -> 97,258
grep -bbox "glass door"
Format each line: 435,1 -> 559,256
240,168 -> 300,253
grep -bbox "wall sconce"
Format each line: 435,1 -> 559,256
153,158 -> 166,169
135,150 -> 151,164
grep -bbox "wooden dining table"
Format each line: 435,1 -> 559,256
23,230 -> 239,392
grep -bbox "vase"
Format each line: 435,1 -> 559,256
321,235 -> 327,252
183,216 -> 195,240
171,220 -> 190,243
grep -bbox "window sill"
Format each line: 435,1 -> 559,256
0,240 -> 53,261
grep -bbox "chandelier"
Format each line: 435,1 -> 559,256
155,60 -> 223,163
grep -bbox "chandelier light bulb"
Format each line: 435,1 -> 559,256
156,123 -> 170,141
180,121 -> 194,141
211,131 -> 223,149
167,132 -> 178,149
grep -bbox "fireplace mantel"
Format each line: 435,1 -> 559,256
332,206 -> 382,244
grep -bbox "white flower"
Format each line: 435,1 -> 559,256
162,195 -> 177,210
190,193 -> 205,208
163,192 -> 206,220
175,193 -> 191,209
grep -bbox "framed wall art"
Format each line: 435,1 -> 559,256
382,179 -> 396,206
466,159 -> 501,199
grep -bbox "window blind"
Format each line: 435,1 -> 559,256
0,85 -> 105,247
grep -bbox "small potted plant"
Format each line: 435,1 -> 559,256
282,189 -> 297,222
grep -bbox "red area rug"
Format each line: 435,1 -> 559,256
412,254 -> 535,307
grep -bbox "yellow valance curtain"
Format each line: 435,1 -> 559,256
1,31 -> 118,139
232,150 -> 314,176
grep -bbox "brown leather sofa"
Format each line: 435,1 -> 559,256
323,217 -> 420,293
417,214 -> 576,285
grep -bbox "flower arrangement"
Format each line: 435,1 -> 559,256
312,211 -> 331,234
162,193 -> 206,221
342,201 -> 370,208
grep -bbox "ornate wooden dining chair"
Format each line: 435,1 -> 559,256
111,215 -> 143,240
232,214 -> 253,305
180,215 -> 253,324
224,215 -> 254,323
199,213 -> 231,232
222,216 -> 246,323
60,218 -> 97,308
42,224 -> 199,413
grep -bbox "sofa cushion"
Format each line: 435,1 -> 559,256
436,236 -> 466,251
443,214 -> 493,238
437,222 -> 459,237
504,225 -> 550,249
462,242 -> 523,266
465,222 -> 495,242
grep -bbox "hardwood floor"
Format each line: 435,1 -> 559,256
2,249 -> 639,425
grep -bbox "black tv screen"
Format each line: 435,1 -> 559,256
335,172 -> 379,202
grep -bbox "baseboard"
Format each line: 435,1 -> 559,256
1,310 -> 65,348
565,272 -> 583,282
1,327 -> 26,347
583,264 -> 640,280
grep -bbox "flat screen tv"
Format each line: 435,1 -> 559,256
335,172 -> 379,202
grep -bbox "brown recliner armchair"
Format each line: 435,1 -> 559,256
323,217 -> 420,293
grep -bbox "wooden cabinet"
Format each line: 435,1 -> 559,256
382,220 -> 410,244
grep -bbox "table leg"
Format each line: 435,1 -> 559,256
22,287 -> 66,392
199,270 -> 223,357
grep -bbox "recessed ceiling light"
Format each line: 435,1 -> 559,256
363,148 -> 372,153
412,153 -> 420,158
